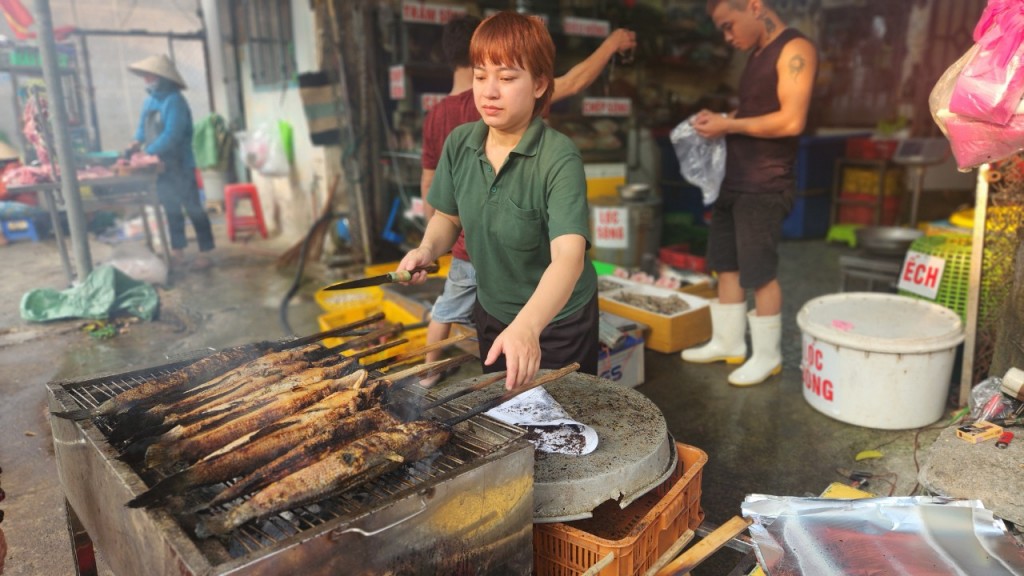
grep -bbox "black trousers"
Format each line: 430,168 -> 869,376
471,294 -> 599,376
156,167 -> 215,252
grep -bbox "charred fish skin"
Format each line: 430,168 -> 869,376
195,421 -> 451,538
51,345 -> 265,421
143,371 -> 370,470
192,382 -> 389,511
108,358 -> 316,445
127,379 -> 391,509
130,405 -> 393,510
51,317 -> 385,421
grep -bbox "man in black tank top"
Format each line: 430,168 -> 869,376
680,0 -> 817,387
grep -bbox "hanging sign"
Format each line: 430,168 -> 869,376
898,250 -> 945,299
802,336 -> 839,410
563,16 -> 610,38
582,97 -> 632,117
420,92 -> 447,112
593,206 -> 628,248
389,65 -> 405,100
401,1 -> 467,25
484,9 -> 549,26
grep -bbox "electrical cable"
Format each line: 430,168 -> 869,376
277,214 -> 318,336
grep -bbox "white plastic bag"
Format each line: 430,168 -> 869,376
669,115 -> 725,205
236,121 -> 290,177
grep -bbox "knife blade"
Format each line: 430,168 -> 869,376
322,264 -> 440,291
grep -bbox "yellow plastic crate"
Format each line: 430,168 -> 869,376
314,286 -> 383,315
840,167 -> 903,196
317,299 -> 429,365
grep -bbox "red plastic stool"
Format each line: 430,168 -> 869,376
224,183 -> 268,241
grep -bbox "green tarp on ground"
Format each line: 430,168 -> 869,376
20,265 -> 159,322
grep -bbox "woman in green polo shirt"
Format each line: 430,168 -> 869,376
399,11 -> 599,390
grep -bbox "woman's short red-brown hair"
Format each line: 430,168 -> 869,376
469,11 -> 555,118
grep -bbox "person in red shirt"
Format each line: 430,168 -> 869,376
419,15 -> 635,386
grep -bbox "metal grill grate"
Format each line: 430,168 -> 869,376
54,362 -> 522,559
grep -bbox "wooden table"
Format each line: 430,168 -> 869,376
8,172 -> 171,284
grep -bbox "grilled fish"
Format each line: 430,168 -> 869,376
192,381 -> 389,510
128,387 -> 402,509
108,356 -> 317,445
194,420 -> 450,538
144,370 -> 370,469
51,316 -> 384,421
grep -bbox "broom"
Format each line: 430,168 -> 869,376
276,173 -> 340,268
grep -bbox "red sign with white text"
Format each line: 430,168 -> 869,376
562,16 -> 610,38
389,65 -> 405,100
582,97 -> 631,117
401,1 -> 466,25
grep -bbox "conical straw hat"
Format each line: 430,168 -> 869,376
128,55 -> 187,89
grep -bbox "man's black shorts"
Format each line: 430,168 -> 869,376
706,189 -> 793,290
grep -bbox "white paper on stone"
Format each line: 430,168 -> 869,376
485,387 -> 599,455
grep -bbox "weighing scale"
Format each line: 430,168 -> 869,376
891,138 -> 951,226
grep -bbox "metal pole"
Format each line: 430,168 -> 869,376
959,164 -> 990,406
35,0 -> 92,281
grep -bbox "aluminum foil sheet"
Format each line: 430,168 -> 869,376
742,495 -> 1024,575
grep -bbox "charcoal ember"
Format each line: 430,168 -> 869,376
610,291 -> 690,315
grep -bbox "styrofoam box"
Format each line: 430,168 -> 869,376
598,334 -> 645,388
598,282 -> 711,354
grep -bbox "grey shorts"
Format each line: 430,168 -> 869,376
430,257 -> 477,325
706,189 -> 792,289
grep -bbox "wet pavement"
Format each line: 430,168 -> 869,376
0,218 -> 957,575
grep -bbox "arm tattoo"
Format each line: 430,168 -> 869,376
762,17 -> 776,36
787,54 -> 806,81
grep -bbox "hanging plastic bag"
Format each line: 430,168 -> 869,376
236,121 -> 290,177
949,0 -> 1024,125
931,43 -> 1024,170
669,114 -> 725,205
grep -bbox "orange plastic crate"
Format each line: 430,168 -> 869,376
534,443 -> 707,576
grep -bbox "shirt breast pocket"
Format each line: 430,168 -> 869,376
496,196 -> 542,252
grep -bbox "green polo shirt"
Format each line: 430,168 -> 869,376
429,116 -> 597,325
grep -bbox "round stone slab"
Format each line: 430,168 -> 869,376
530,372 -> 672,522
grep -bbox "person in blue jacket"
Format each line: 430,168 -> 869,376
127,55 -> 214,269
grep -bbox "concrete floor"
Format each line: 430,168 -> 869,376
0,217 -> 958,575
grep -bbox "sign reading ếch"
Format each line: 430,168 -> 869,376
593,207 -> 628,248
898,250 -> 945,299
802,335 -> 839,410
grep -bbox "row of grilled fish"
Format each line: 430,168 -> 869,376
54,316 -> 475,538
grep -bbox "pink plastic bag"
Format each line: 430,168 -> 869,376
932,43 -> 1024,169
949,0 -> 1024,125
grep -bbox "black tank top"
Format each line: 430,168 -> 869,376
723,28 -> 810,194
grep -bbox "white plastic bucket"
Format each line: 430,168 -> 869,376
796,292 -> 964,430
200,169 -> 227,202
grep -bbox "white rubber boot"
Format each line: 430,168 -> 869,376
681,300 -> 747,364
728,312 -> 782,386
